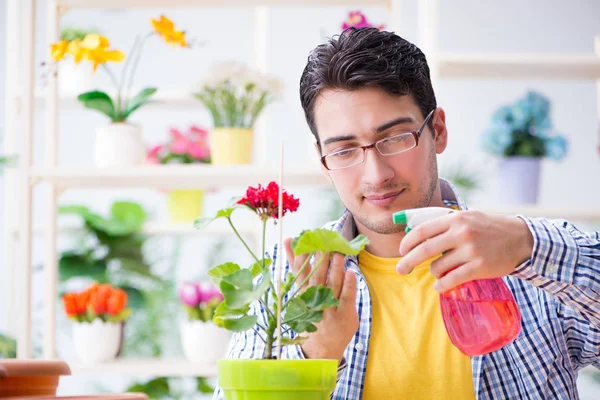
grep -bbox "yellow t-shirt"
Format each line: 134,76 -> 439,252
359,250 -> 475,400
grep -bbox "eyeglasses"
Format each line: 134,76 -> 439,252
320,109 -> 435,171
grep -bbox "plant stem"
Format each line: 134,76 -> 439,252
262,218 -> 269,324
118,34 -> 140,113
123,33 -> 153,112
227,217 -> 260,265
263,321 -> 276,359
252,327 -> 266,344
101,64 -> 120,121
283,253 -> 325,310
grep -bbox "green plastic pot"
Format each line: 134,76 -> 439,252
217,359 -> 337,400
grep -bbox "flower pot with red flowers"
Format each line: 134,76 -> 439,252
194,182 -> 369,399
62,283 -> 131,364
147,125 -> 211,222
178,282 -> 229,364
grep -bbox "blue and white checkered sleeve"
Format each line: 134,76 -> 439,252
511,217 -> 600,328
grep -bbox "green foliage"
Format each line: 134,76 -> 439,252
0,333 -> 16,358
77,88 -> 157,122
60,26 -> 100,42
197,199 -> 369,359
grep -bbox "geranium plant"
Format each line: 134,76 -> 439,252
179,282 -> 224,322
146,125 -> 211,164
195,182 -> 369,359
193,62 -> 284,128
49,15 -> 193,123
481,90 -> 568,160
62,282 -> 132,323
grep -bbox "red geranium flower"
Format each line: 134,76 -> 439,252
237,181 -> 299,220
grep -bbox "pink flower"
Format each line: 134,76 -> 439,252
341,10 -> 384,30
188,141 -> 210,160
179,282 -> 201,307
198,284 -> 224,303
189,125 -> 209,141
171,138 -> 189,155
170,127 -> 186,141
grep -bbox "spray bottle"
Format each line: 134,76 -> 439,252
393,207 -> 521,356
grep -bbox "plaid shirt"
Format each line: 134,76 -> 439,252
214,179 -> 600,399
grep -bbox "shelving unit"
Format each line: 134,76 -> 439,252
3,0 -> 600,386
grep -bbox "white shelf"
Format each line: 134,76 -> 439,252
438,53 -> 600,80
58,0 -> 388,9
472,205 -> 600,222
29,165 -> 328,189
35,89 -> 198,109
69,358 -> 217,377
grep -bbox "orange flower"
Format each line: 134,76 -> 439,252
74,292 -> 89,315
90,283 -> 113,315
50,39 -> 68,61
106,289 -> 127,316
62,293 -> 79,317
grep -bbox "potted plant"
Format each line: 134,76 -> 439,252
193,62 -> 283,165
49,15 -> 193,167
178,282 -> 229,364
52,26 -> 101,93
341,10 -> 385,30
146,125 -> 211,222
195,181 -> 369,399
481,90 -> 568,204
62,282 -> 131,364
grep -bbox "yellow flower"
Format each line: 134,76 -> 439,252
87,48 -> 125,72
79,34 -> 111,51
50,39 -> 69,61
151,15 -> 187,47
66,40 -> 86,64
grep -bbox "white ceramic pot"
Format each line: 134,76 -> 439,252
497,156 -> 541,205
72,319 -> 122,364
94,122 -> 146,167
180,320 -> 230,364
59,62 -> 95,95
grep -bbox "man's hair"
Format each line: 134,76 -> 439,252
299,28 -> 437,151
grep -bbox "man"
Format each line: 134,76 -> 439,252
214,28 -> 600,399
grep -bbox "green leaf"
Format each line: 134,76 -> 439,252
110,201 -> 146,232
126,377 -> 170,397
120,285 -> 145,310
292,229 -> 369,256
77,91 -> 116,121
250,258 -> 272,276
196,377 -> 215,393
213,301 -> 256,332
194,206 -> 237,230
299,286 -> 339,311
58,253 -> 108,283
123,88 -> 157,119
106,308 -> 132,323
220,270 -> 270,309
279,336 -> 307,346
0,332 -> 17,358
283,297 -> 322,334
58,205 -> 91,217
207,262 -> 241,286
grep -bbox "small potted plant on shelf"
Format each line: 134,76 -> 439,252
341,10 -> 385,30
195,181 -> 369,399
51,26 -> 101,93
49,15 -> 196,168
146,125 -> 211,222
481,90 -> 568,205
62,282 -> 132,364
193,62 -> 283,165
178,282 -> 229,364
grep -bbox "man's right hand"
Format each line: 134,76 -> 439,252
283,237 -> 359,363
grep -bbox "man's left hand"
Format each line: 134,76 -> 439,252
396,210 -> 534,293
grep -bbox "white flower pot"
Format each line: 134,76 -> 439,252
72,319 -> 122,365
180,320 -> 230,364
94,123 -> 146,167
497,156 -> 541,205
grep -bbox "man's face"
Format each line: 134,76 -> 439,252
314,87 -> 448,235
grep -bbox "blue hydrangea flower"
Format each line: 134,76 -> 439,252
481,121 -> 513,156
545,135 -> 568,161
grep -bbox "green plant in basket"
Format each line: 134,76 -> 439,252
195,181 -> 369,399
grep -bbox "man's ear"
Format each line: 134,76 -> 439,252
433,108 -> 448,154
